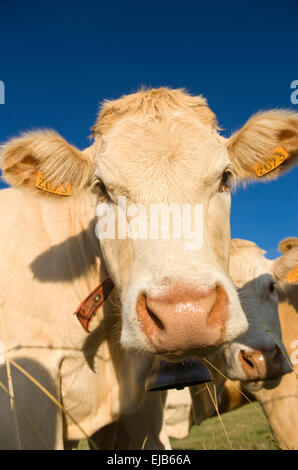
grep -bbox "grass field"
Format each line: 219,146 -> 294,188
78,402 -> 278,450
170,403 -> 277,450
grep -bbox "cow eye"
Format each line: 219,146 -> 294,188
268,280 -> 276,294
219,170 -> 232,192
96,180 -> 111,201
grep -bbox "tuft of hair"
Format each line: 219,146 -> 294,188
0,130 -> 95,193
92,87 -> 218,135
279,237 -> 298,254
230,238 -> 266,257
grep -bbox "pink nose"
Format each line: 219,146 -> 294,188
238,346 -> 284,381
136,284 -> 228,353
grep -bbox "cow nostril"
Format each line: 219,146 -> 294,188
240,350 -> 255,369
145,300 -> 165,331
136,294 -> 166,336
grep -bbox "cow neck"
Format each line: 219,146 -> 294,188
65,192 -> 115,333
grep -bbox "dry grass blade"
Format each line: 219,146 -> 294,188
211,430 -> 216,449
202,357 -> 267,422
0,303 -> 22,450
258,319 -> 296,377
205,382 -> 233,450
0,379 -> 50,449
193,384 -> 208,395
8,358 -> 99,450
141,435 -> 148,450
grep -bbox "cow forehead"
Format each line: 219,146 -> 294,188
96,115 -> 228,194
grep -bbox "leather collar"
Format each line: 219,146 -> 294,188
74,277 -> 115,332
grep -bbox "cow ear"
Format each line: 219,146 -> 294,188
0,130 -> 97,195
279,237 -> 298,254
227,110 -> 298,182
271,247 -> 298,282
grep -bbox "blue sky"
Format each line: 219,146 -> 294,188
0,0 -> 297,258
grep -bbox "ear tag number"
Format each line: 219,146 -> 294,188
253,146 -> 289,177
36,172 -> 71,196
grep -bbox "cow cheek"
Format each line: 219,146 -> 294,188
100,238 -> 134,293
207,194 -> 231,270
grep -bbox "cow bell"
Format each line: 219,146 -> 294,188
145,357 -> 212,392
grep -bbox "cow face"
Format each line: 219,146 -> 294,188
92,108 -> 243,356
220,239 -> 293,390
1,88 -> 298,358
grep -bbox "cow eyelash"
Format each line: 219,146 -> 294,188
95,180 -> 111,202
219,170 -> 233,193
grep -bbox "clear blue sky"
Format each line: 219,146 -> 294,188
0,0 -> 297,258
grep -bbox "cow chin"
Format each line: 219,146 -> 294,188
243,377 -> 283,393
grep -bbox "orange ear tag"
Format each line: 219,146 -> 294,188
286,266 -> 298,284
253,146 -> 289,177
36,172 -> 72,196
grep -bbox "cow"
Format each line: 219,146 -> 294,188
217,239 -> 298,450
0,87 -> 297,449
164,239 -> 298,449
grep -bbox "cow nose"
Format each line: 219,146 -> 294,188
238,346 -> 284,381
136,284 -> 228,353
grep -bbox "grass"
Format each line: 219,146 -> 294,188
78,402 -> 278,450
171,402 -> 278,450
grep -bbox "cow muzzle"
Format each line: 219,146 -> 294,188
238,346 -> 285,382
136,284 -> 228,354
